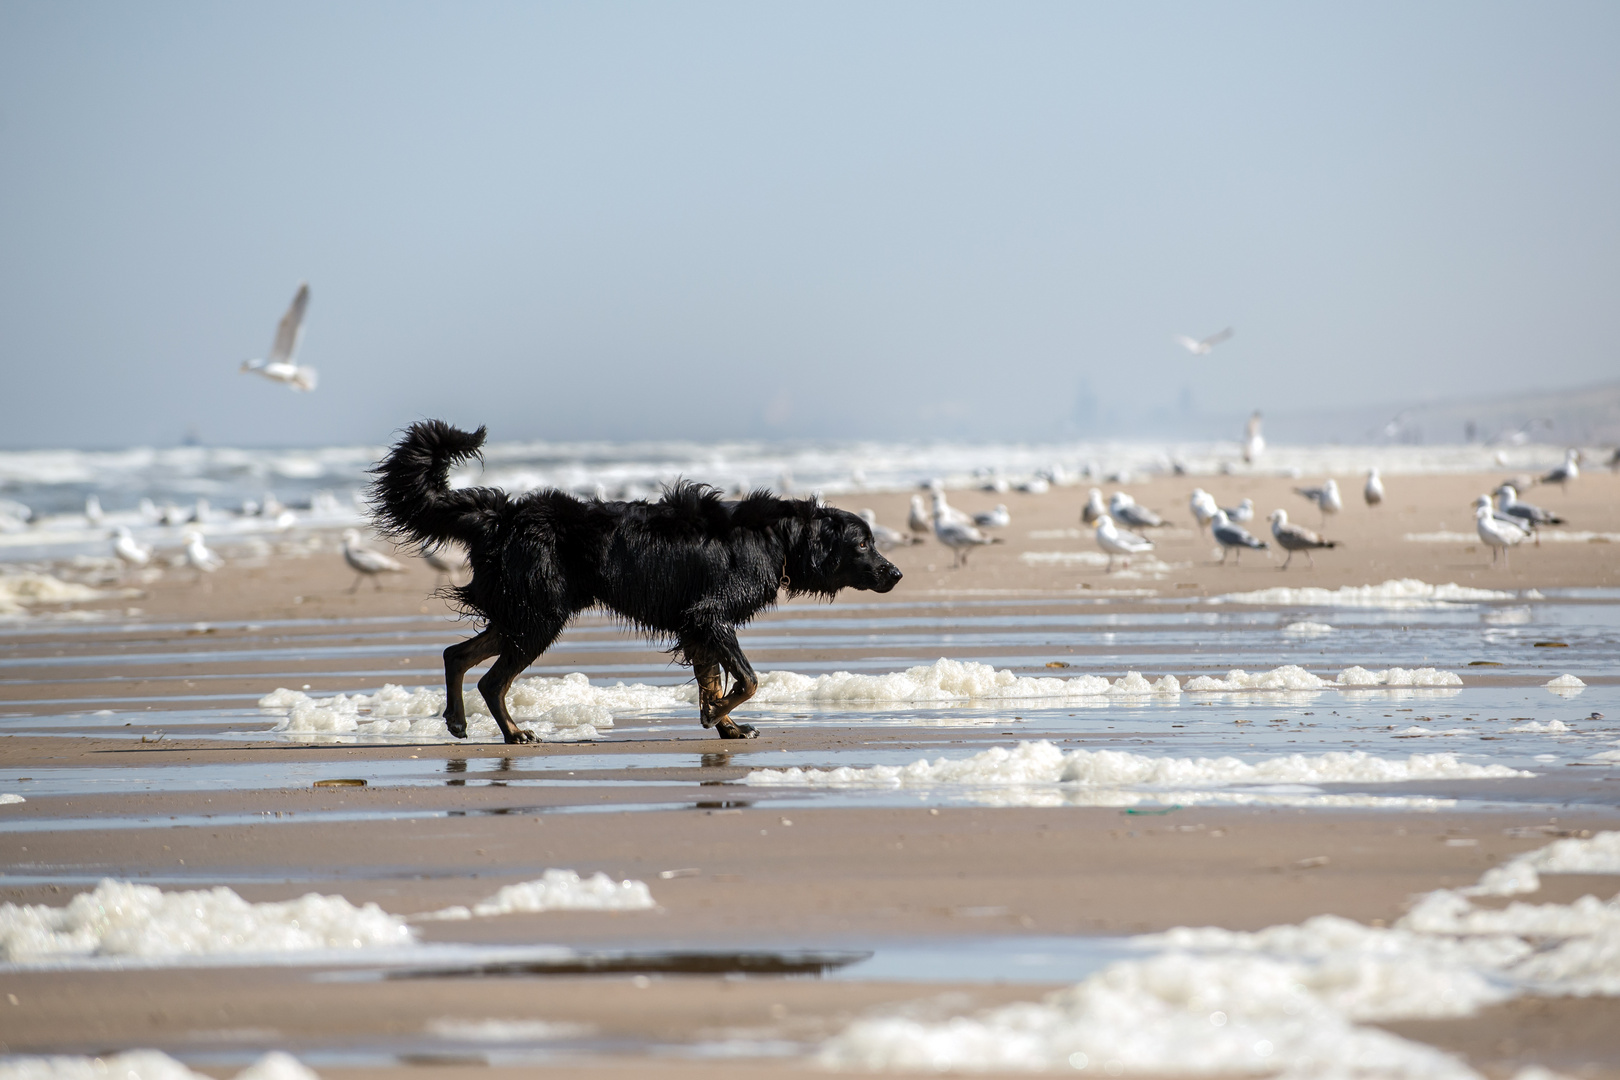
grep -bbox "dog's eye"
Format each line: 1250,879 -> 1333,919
857,541 -> 868,551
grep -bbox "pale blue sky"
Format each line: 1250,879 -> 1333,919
1,2 -> 1616,447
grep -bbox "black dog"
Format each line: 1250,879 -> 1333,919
368,420 -> 903,744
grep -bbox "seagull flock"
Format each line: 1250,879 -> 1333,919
849,440 -> 1593,580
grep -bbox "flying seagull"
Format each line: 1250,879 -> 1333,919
1174,328 -> 1234,355
241,282 -> 318,391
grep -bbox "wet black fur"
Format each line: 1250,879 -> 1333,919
368,420 -> 902,743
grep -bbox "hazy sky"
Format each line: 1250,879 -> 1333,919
2,2 -> 1616,448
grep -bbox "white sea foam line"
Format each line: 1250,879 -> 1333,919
1281,621 -> 1334,636
1211,578 -> 1531,608
1183,664 -> 1463,692
0,1051 -> 317,1080
426,1018 -> 593,1041
255,660 -> 1191,743
0,871 -> 654,965
0,794 -> 24,805
256,660 -> 1473,746
823,831 -> 1620,1078
744,739 -> 1527,794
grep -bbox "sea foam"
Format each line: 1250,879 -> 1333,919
0,872 -> 656,964
744,739 -> 1526,810
824,831 -> 1620,1078
0,1052 -> 318,1080
257,660 -> 1188,742
1213,579 -> 1520,608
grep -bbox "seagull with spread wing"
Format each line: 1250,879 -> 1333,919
1174,327 -> 1234,355
241,282 -> 318,391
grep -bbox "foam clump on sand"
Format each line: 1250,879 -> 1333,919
746,740 -> 1526,795
1508,719 -> 1570,733
0,794 -> 23,805
1181,666 -> 1462,693
0,880 -> 415,963
422,870 -> 656,921
258,678 -> 628,743
1467,830 -> 1620,898
824,832 -> 1620,1077
749,659 -> 1179,703
1545,674 -> 1586,699
1281,621 -> 1334,636
1213,579 -> 1518,608
0,572 -> 105,617
1338,666 -> 1463,688
0,1052 -> 318,1080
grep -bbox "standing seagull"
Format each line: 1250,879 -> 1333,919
859,510 -> 920,552
1094,514 -> 1154,572
240,282 -> 318,391
1189,489 -> 1219,535
1109,492 -> 1164,529
422,542 -> 470,584
930,491 -> 973,528
1495,485 -> 1564,530
1475,504 -> 1529,567
1221,497 -> 1255,523
1081,488 -> 1106,525
1211,509 -> 1268,565
342,529 -> 405,592
1268,510 -> 1337,570
1540,450 -> 1580,490
1243,412 -> 1265,465
908,495 -> 932,536
973,504 -> 1011,529
933,512 -> 1000,568
182,530 -> 223,575
1364,469 -> 1384,507
1294,478 -> 1342,525
111,526 -> 151,569
1173,328 -> 1234,355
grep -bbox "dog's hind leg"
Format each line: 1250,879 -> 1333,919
442,627 -> 502,738
692,659 -> 726,730
705,630 -> 761,740
473,625 -> 563,744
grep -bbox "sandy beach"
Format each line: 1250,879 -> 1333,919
3,466 -> 1619,1078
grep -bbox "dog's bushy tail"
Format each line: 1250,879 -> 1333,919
368,420 -> 507,553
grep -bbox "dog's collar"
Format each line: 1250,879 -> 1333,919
778,557 -> 790,593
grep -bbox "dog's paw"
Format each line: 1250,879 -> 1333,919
718,722 -> 758,740
444,720 -> 468,739
504,728 -> 539,745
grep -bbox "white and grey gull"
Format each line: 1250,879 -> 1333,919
240,282 -> 318,392
1211,509 -> 1268,565
1268,509 -> 1337,570
1093,514 -> 1154,572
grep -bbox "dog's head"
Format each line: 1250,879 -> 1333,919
798,506 -> 903,595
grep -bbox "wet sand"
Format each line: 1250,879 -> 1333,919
3,467 -> 1620,1077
